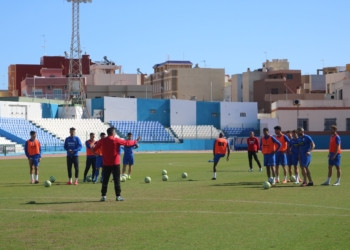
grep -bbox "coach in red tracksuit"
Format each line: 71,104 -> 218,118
91,127 -> 140,202
247,131 -> 262,172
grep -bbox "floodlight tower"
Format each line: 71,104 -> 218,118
63,0 -> 92,118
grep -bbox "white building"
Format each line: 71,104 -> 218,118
271,98 -> 350,132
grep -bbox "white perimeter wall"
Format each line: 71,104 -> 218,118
275,109 -> 350,132
220,102 -> 258,129
104,97 -> 137,122
170,100 -> 196,125
0,101 -> 42,120
259,118 -> 279,135
58,106 -> 84,119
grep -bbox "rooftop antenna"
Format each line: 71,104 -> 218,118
201,60 -> 209,67
62,0 -> 92,118
42,35 -> 46,55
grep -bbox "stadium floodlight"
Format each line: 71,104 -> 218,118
62,0 -> 92,118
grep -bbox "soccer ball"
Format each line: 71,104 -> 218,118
123,174 -> 128,180
162,170 -> 167,175
120,176 -> 126,182
290,175 -> 296,182
49,176 -> 56,183
44,180 -> 51,187
86,176 -> 92,182
182,172 -> 188,178
162,175 -> 168,181
144,177 -> 151,183
263,181 -> 271,189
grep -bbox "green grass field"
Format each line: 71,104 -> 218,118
0,152 -> 349,250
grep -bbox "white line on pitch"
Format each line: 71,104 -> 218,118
1,196 -> 350,212
0,208 -> 349,217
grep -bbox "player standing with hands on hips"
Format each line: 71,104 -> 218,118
247,131 -> 262,172
25,131 -> 42,184
64,127 -> 82,185
321,125 -> 342,186
211,133 -> 230,180
91,127 -> 140,202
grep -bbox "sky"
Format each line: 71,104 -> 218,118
1,0 -> 350,90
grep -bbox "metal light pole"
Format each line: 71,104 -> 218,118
63,0 -> 92,118
210,82 -> 212,102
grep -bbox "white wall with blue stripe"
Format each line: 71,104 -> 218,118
88,97 -> 258,128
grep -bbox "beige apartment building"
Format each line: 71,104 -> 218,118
144,61 -> 225,101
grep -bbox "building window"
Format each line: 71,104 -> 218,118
338,89 -> 343,100
271,88 -> 279,94
327,84 -> 330,94
346,118 -> 350,131
53,89 -> 62,99
286,74 -> 293,79
297,118 -> 309,131
212,113 -> 218,117
324,118 -> 336,131
150,109 -> 156,114
33,89 -> 42,96
240,112 -> 246,117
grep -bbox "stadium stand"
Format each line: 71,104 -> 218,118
232,137 -> 249,151
31,118 -> 112,142
0,136 -> 24,153
222,127 -> 256,137
0,118 -> 62,147
110,121 -> 175,142
170,125 -> 220,139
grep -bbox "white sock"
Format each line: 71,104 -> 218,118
272,177 -> 275,183
276,176 -> 279,180
75,178 -> 78,181
102,196 -> 106,198
327,177 -> 331,183
69,178 -> 72,182
336,178 -> 340,183
295,174 -> 299,180
284,176 -> 287,181
35,175 -> 39,181
214,173 -> 217,178
30,174 -> 34,180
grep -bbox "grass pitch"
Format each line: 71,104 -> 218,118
0,152 -> 349,250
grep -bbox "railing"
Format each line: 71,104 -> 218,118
25,94 -> 83,100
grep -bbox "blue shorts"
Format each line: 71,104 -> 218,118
276,152 -> 287,166
96,156 -> 103,169
213,154 -> 225,163
328,153 -> 341,167
30,157 -> 40,167
263,154 -> 275,167
291,155 -> 299,166
123,155 -> 134,165
300,154 -> 312,167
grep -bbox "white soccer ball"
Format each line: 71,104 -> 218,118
44,180 -> 51,187
144,177 -> 151,183
290,175 -> 296,182
49,176 -> 56,183
182,172 -> 188,178
263,181 -> 271,189
122,174 -> 128,180
162,175 -> 168,181
120,176 -> 126,182
86,176 -> 92,182
162,170 -> 167,175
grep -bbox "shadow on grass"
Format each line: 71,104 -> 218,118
211,182 -> 298,189
206,170 -> 249,173
23,200 -> 100,205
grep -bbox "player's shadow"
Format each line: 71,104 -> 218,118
207,170 -> 248,173
212,181 -> 262,187
23,200 -> 100,205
